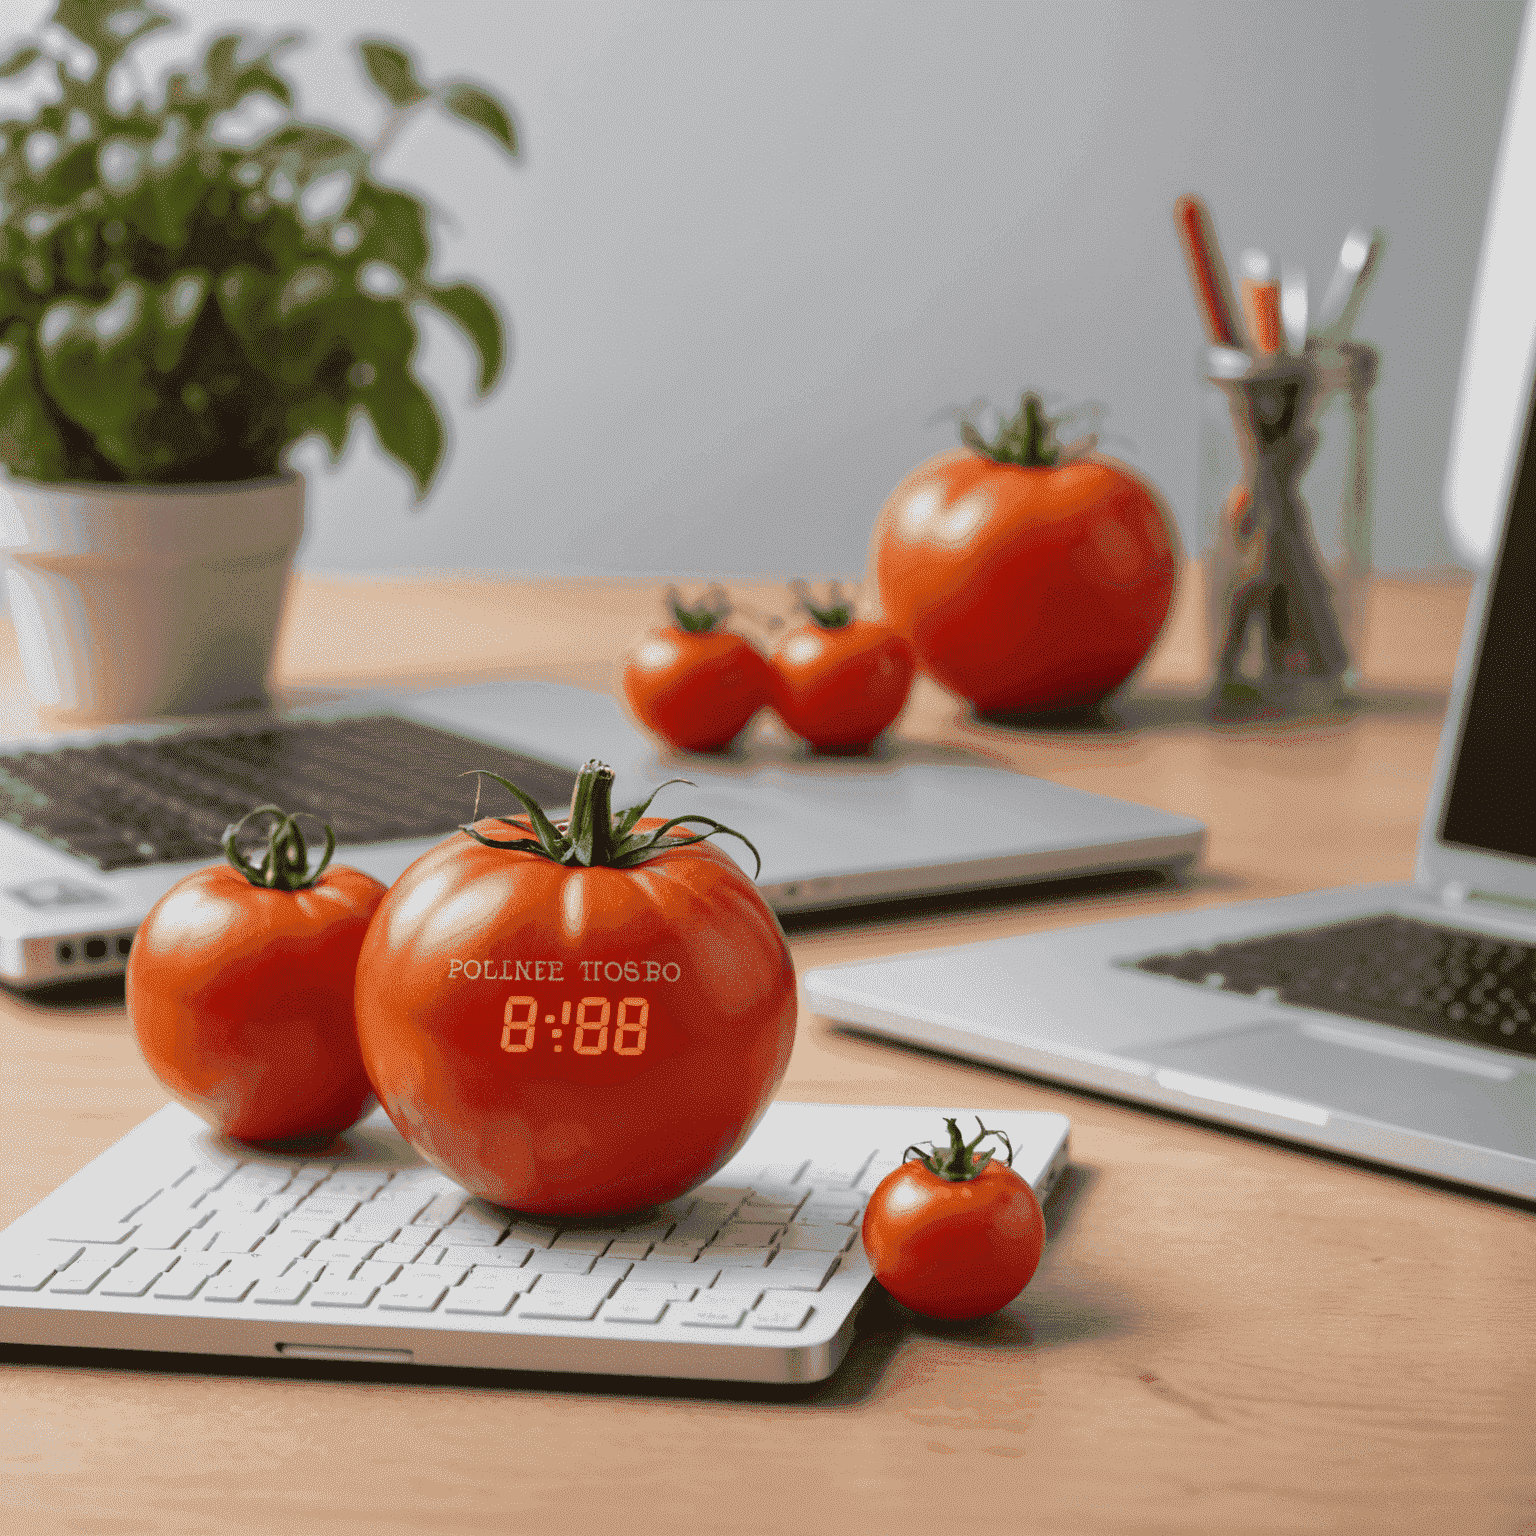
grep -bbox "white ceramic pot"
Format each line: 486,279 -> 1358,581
0,472 -> 305,723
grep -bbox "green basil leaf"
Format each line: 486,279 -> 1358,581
359,367 -> 443,499
36,282 -> 160,476
425,281 -> 503,394
345,180 -> 429,278
151,268 -> 210,373
358,40 -> 429,109
284,392 -> 351,459
0,336 -> 71,480
437,81 -> 517,155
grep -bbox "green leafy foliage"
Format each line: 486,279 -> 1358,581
0,1 -> 518,495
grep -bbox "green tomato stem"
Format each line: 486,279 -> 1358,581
223,804 -> 336,890
904,1116 -> 1016,1181
960,391 -> 1061,467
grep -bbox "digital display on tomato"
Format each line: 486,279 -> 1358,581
499,995 -> 650,1056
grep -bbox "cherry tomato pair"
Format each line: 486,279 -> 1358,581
621,582 -> 915,754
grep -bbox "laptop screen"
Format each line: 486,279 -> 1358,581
1439,368 -> 1536,861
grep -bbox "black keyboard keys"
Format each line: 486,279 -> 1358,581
0,717 -> 578,873
1130,914 -> 1536,1057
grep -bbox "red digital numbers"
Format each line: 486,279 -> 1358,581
499,995 -> 649,1056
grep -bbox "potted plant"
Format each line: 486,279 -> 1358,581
0,0 -> 515,721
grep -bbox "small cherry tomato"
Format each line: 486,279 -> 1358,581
621,585 -> 772,753
873,392 -> 1179,717
768,580 -> 915,752
126,806 -> 386,1144
353,760 -> 797,1216
861,1117 -> 1045,1320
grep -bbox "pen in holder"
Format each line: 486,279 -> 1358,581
1199,340 -> 1378,717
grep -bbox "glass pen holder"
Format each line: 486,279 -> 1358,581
1197,341 -> 1378,718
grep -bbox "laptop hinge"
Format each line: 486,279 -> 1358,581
1435,881 -> 1536,930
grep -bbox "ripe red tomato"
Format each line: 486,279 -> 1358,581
873,393 -> 1179,717
126,807 -> 386,1144
621,585 -> 772,753
861,1118 -> 1045,1320
769,580 -> 915,752
353,761 -> 797,1216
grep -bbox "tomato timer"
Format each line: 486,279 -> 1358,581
354,760 -> 798,1217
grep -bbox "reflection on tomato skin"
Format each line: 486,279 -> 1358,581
355,820 -> 797,1217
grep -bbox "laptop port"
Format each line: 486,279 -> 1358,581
56,942 -> 74,964
84,937 -> 108,960
116,934 -> 133,957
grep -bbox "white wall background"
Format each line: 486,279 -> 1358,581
4,0 -> 1525,578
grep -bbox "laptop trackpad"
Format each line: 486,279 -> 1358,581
1143,1021 -> 1536,1158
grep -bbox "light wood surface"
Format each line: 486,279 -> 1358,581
4,569 -> 1533,1536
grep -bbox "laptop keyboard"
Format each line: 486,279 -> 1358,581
0,1102 -> 1070,1381
0,717 -> 578,871
1130,913 -> 1536,1057
0,1151 -> 873,1329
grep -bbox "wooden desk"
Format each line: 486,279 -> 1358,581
3,571 -> 1531,1536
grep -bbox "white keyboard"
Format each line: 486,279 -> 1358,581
0,1101 -> 1070,1384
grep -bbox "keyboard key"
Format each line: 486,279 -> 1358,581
523,1251 -> 596,1276
276,1215 -> 340,1239
318,1173 -> 390,1199
710,1223 -> 783,1248
798,1198 -> 863,1224
294,1196 -> 359,1220
355,1260 -> 402,1287
371,1240 -> 429,1266
709,1250 -> 772,1269
251,1236 -> 318,1267
309,1279 -> 379,1308
153,1259 -> 227,1299
0,1256 -> 62,1291
47,1219 -> 137,1246
628,1260 -> 721,1287
49,1256 -> 118,1294
589,1257 -> 633,1283
252,1275 -> 311,1306
517,1281 -> 609,1321
442,1243 -> 530,1270
337,1218 -> 401,1244
378,1278 -> 448,1312
648,1240 -> 705,1261
780,1223 -> 856,1252
308,1238 -> 381,1265
738,1201 -> 800,1223
617,1281 -> 698,1301
763,1252 -> 840,1289
98,1253 -> 170,1297
202,1271 -> 259,1303
501,1223 -> 556,1250
602,1294 -> 669,1324
803,1160 -> 868,1188
751,1296 -> 814,1331
549,1232 -> 612,1254
435,1226 -> 501,1248
605,1239 -> 654,1261
444,1279 -> 521,1316
678,1298 -> 746,1329
131,1219 -> 194,1250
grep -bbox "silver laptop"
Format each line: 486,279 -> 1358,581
0,675 -> 1204,989
803,8 -> 1536,1205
